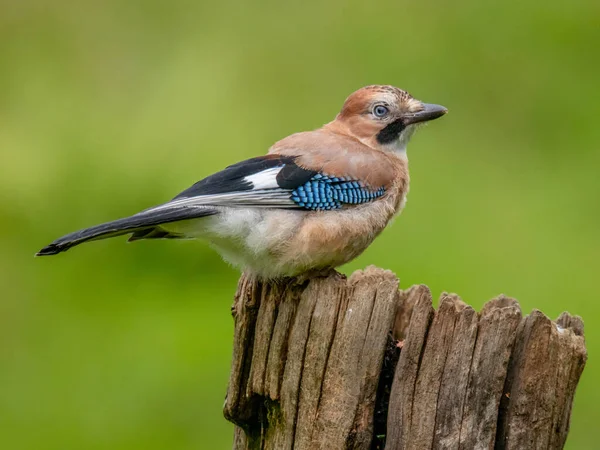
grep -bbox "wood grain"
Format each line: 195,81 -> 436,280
223,268 -> 586,450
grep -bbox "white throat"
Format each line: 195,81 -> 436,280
384,124 -> 416,160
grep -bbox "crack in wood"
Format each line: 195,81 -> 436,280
224,268 -> 587,450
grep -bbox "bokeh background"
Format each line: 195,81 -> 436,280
1,1 -> 599,448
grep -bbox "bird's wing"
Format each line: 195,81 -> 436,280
36,154 -> 389,256
143,154 -> 387,213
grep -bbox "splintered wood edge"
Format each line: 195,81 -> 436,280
225,269 -> 587,450
496,309 -> 588,449
226,267 -> 401,450
386,289 -> 587,450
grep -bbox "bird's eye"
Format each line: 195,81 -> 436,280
373,105 -> 389,118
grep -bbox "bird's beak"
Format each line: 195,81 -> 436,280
403,103 -> 448,125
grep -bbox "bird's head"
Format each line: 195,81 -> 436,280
332,85 -> 447,154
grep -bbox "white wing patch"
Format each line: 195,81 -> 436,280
243,166 -> 283,189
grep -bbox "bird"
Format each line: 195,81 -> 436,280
37,85 -> 447,279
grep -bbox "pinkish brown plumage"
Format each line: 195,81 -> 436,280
38,85 -> 447,279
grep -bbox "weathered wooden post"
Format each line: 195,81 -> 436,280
223,266 -> 586,449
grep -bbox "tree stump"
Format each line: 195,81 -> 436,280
223,266 -> 586,449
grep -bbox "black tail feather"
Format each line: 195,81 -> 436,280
36,207 -> 217,256
128,228 -> 184,242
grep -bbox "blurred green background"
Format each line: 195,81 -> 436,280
1,0 -> 598,448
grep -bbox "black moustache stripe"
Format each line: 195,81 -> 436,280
376,119 -> 406,145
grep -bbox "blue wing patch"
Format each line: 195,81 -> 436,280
291,174 -> 385,211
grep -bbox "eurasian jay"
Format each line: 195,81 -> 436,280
37,85 -> 447,279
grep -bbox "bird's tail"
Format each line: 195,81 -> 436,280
36,207 -> 217,256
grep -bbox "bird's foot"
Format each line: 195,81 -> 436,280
292,268 -> 344,285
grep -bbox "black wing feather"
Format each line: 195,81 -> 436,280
275,161 -> 317,189
174,155 -> 313,198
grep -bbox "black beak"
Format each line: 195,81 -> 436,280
403,103 -> 448,125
